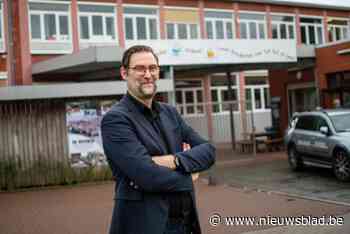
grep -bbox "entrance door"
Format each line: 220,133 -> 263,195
287,84 -> 317,118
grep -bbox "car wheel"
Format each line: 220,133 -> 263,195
333,149 -> 350,182
288,145 -> 303,171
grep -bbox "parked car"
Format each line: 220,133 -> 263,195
284,109 -> 350,182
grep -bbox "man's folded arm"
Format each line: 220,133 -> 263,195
101,112 -> 193,193
171,107 -> 216,174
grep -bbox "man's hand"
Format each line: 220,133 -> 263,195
152,155 -> 176,170
191,172 -> 199,182
151,143 -> 200,181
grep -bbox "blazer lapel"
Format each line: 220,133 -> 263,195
159,109 -> 177,154
120,96 -> 166,154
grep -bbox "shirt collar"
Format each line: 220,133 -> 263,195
126,92 -> 160,118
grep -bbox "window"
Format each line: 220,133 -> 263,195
205,11 -> 234,39
175,80 -> 204,116
239,13 -> 266,39
210,74 -> 239,113
245,76 -> 270,111
0,2 -> 3,45
78,4 -> 116,41
295,116 -> 316,131
166,23 -> 199,39
300,17 -> 324,45
328,18 -> 349,42
124,7 -> 158,40
29,2 -> 70,41
271,15 -> 295,40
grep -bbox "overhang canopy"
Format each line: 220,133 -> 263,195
32,46 -> 125,81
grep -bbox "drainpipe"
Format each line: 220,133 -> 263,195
6,0 -> 15,85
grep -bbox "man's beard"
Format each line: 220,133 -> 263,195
138,82 -> 157,99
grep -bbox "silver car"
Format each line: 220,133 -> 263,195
285,109 -> 350,182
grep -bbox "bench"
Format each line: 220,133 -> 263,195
236,140 -> 254,153
263,137 -> 284,152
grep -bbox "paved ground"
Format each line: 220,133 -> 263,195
211,146 -> 350,205
1,180 -> 349,234
1,147 -> 350,234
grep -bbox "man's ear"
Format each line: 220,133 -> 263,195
120,66 -> 128,81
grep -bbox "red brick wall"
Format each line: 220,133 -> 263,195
316,41 -> 350,107
0,80 -> 7,87
0,57 -> 7,71
204,1 -> 232,10
270,5 -> 295,14
164,0 -> 198,8
326,10 -> 349,18
316,41 -> 350,77
298,7 -> 323,16
32,55 -> 60,64
79,0 -> 115,3
239,2 -> 266,12
124,0 -> 158,5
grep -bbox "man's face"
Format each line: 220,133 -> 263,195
121,52 -> 159,101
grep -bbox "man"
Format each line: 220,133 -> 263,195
101,45 -> 215,234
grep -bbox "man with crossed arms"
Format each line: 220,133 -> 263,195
102,45 -> 216,234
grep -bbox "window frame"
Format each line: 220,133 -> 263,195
165,21 -> 199,40
78,3 -> 117,43
28,1 -> 71,43
238,11 -> 267,39
123,5 -> 159,41
299,15 -> 324,45
271,13 -> 295,40
210,85 -> 239,114
175,80 -> 204,117
328,18 -> 349,42
245,84 -> 270,111
0,2 -> 4,53
204,10 -> 234,40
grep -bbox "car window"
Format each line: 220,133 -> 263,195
329,113 -> 350,132
295,115 -> 316,131
315,116 -> 329,132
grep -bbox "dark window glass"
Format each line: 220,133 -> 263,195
226,22 -> 233,39
249,22 -> 257,39
106,17 -> 115,39
301,26 -> 307,44
206,21 -> 213,39
308,25 -> 315,44
136,17 -> 147,39
288,25 -> 294,39
295,116 -> 316,131
59,15 -> 68,37
92,15 -> 103,35
80,16 -> 89,39
125,17 -> 133,40
240,22 -> 247,39
280,24 -> 287,39
272,24 -> 278,39
166,23 -> 175,39
31,14 -> 41,39
44,14 -> 56,40
216,20 -> 224,39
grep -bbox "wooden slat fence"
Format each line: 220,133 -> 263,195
0,99 -> 112,191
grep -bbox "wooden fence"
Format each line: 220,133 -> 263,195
0,99 -> 112,190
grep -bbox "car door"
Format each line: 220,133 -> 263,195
311,116 -> 331,160
293,115 -> 314,154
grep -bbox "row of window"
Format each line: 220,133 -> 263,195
25,1 -> 350,50
175,76 -> 270,116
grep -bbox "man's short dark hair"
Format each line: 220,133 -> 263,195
121,45 -> 159,68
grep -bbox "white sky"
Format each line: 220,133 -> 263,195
278,0 -> 350,7
266,0 -> 350,8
